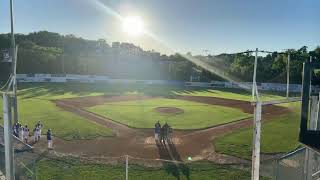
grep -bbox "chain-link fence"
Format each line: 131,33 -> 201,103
271,147 -> 320,180
274,148 -> 306,180
0,125 -> 36,180
17,152 -> 254,180
7,145 -> 312,180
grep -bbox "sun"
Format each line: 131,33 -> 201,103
122,16 -> 145,37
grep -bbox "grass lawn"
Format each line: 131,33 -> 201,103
87,98 -> 251,129
34,157 -> 257,180
214,102 -> 301,159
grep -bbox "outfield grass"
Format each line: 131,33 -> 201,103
214,103 -> 301,159
174,88 -> 286,101
18,83 -> 286,101
34,157 -> 257,180
88,98 -> 251,129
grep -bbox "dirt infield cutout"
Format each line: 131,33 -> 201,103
154,107 -> 184,115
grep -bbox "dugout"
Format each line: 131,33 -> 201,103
299,61 -> 320,151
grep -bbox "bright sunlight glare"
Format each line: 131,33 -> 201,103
122,16 -> 145,37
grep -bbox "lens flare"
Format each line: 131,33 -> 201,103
122,16 -> 145,36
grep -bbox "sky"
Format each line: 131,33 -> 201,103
0,0 -> 319,55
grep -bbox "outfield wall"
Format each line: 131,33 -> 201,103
16,74 -> 184,86
185,81 -> 308,93
16,74 -> 317,93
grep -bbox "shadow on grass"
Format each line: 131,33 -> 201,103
156,139 -> 190,180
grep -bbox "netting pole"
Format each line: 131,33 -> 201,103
125,155 -> 128,180
286,54 -> 290,98
3,93 -> 15,180
251,101 -> 262,180
252,48 -> 258,101
12,45 -> 18,124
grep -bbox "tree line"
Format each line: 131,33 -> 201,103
0,31 -> 319,84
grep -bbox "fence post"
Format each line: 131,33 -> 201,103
274,159 -> 279,180
125,155 -> 128,180
251,101 -> 262,180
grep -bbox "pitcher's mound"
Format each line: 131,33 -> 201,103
154,107 -> 184,115
144,137 -> 182,145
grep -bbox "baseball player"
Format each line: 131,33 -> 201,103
33,126 -> 40,142
19,124 -> 24,141
12,123 -> 18,137
23,125 -> 29,144
160,124 -> 166,144
36,121 -> 43,139
154,121 -> 161,142
47,129 -> 53,149
163,122 -> 169,143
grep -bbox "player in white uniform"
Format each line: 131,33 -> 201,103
19,125 -> 24,141
33,126 -> 40,142
23,125 -> 29,144
36,121 -> 43,139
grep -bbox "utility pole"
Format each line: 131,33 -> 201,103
251,101 -> 262,180
252,48 -> 258,101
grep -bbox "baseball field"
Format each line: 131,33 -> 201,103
0,83 -> 301,179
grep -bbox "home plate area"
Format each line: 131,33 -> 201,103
144,136 -> 182,145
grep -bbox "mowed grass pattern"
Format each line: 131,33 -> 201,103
175,88 -> 286,101
214,102 -> 301,159
88,98 -> 251,129
17,83 -> 286,101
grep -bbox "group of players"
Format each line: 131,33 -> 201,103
154,121 -> 173,143
12,121 -> 53,149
